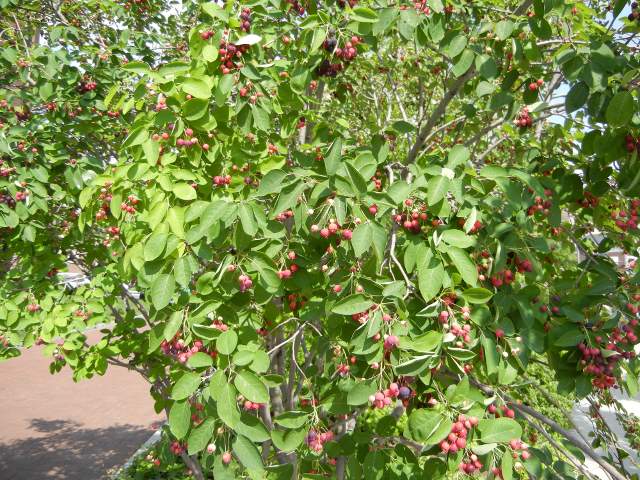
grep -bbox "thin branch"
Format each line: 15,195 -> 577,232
407,68 -> 476,164
468,376 -> 627,480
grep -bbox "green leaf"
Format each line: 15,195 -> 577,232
187,352 -> 214,369
238,203 -> 258,236
234,370 -> 269,403
216,383 -> 241,428
203,44 -> 218,62
150,274 -> 175,310
164,310 -> 183,341
142,138 -> 160,166
237,413 -> 270,442
122,61 -> 150,74
252,106 -> 271,131
478,418 -> 522,443
406,409 -> 451,445
352,223 -> 373,257
271,428 -> 307,452
233,434 -> 264,471
452,49 -> 475,77
447,247 -> 478,286
324,138 -> 342,176
351,7 -> 379,22
274,411 -> 308,429
495,20 -> 514,41
442,34 -> 467,58
216,74 -> 234,105
172,372 -> 201,400
461,288 -> 493,304
447,145 -> 470,168
173,183 -> 197,201
183,98 -> 209,121
202,2 -> 229,21
182,78 -> 212,99
347,382 -> 377,405
482,337 -> 499,376
565,81 -> 589,114
256,170 -> 287,196
169,401 -> 191,439
174,256 -> 192,287
236,34 -> 262,46
405,331 -> 442,353
441,229 -> 476,248
606,91 -> 634,127
427,175 -> 450,205
188,418 -> 216,455
418,255 -> 444,302
217,329 -> 239,355
332,294 -> 374,315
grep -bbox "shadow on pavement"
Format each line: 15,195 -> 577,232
0,418 -> 154,480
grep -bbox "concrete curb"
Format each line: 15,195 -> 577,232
109,423 -> 165,479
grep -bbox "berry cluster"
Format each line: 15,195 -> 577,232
403,0 -> 430,15
27,303 -> 41,313
305,429 -> 334,453
286,292 -> 307,311
310,219 -> 352,241
275,209 -> 294,222
243,399 -> 262,411
0,192 -> 17,209
239,8 -> 251,32
218,41 -> 249,74
267,143 -> 278,155
161,334 -> 216,364
526,190 -> 553,216
627,2 -> 640,22
528,78 -> 544,91
120,195 -> 139,215
177,128 -> 199,148
487,403 -> 516,418
624,133 -> 640,153
392,203 -> 430,234
315,59 -> 344,78
336,363 -> 350,377
211,317 -> 229,331
457,217 -> 483,233
278,251 -> 300,279
371,171 -> 383,190
238,274 -> 253,292
459,453 -> 484,475
170,441 -> 186,455
284,0 -> 305,15
611,199 -> 640,231
0,165 -> 16,177
449,322 -> 473,346
508,438 -> 530,460
213,175 -> 232,187
514,107 -> 533,128
200,30 -> 214,40
439,414 -> 479,454
579,191 -> 599,208
154,95 -> 168,112
337,0 -> 358,8
78,78 -> 98,94
367,382 -> 412,409
383,334 -> 400,350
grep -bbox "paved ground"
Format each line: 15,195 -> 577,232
0,332 -> 163,480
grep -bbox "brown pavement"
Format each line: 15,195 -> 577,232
0,332 -> 163,480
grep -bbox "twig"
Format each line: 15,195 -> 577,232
407,68 -> 476,164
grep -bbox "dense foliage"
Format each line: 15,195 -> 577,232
2,0 -> 640,478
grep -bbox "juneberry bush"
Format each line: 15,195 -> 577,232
1,0 -> 640,478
